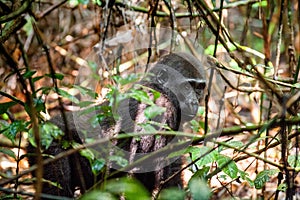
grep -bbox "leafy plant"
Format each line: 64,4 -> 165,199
81,177 -> 150,200
254,169 -> 280,189
188,177 -> 211,200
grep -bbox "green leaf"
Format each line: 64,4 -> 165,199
23,70 -> 36,79
191,166 -> 210,180
144,105 -> 166,119
32,75 -> 44,83
239,170 -> 254,187
89,113 -> 106,128
61,140 -> 71,149
229,59 -> 239,70
79,105 -> 101,115
78,101 -> 96,108
36,86 -> 52,95
109,155 -> 128,167
79,0 -> 90,5
1,120 -> 27,142
158,188 -> 185,200
0,120 -> 9,134
92,0 -> 103,6
219,140 -> 244,152
138,123 -> 157,133
73,85 -> 98,99
258,117 -> 277,135
29,122 -> 64,149
45,73 -> 64,80
188,178 -> 211,200
216,154 -> 238,179
151,89 -> 161,101
197,106 -> 205,116
1,113 -> 9,120
0,148 -> 16,160
105,177 -> 150,200
292,82 -> 300,89
107,88 -> 126,107
57,88 -> 79,104
33,97 -> 45,112
79,148 -> 95,162
186,146 -> 217,168
277,183 -> 287,192
23,16 -> 33,36
42,122 -> 65,139
0,101 -> 17,114
87,60 -> 98,73
113,74 -> 140,86
252,0 -> 267,8
0,194 -> 17,199
190,119 -> 205,132
81,191 -> 117,200
135,84 -> 161,102
42,178 -> 62,189
129,90 -> 154,105
288,155 -> 300,170
92,158 -> 106,175
254,169 -> 279,189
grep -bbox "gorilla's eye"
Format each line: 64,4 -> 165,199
189,79 -> 206,90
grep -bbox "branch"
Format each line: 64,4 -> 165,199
0,0 -> 32,23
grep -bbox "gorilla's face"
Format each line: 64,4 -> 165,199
149,62 -> 206,121
177,78 -> 206,120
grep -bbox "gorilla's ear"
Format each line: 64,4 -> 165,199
156,68 -> 169,84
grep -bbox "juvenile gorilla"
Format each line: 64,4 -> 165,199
27,52 -> 206,198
